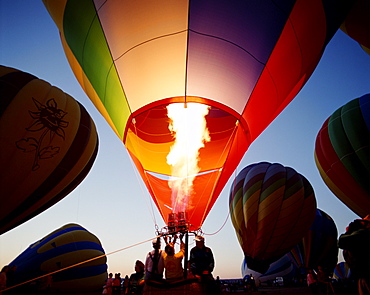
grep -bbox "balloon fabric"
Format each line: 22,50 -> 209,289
0,65 -> 99,235
43,0 -> 351,230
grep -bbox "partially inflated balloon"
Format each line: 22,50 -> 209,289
288,209 -> 338,271
9,224 -> 107,292
43,0 -> 350,230
315,94 -> 370,218
229,162 -> 317,273
242,254 -> 296,285
0,66 -> 98,235
340,0 -> 370,55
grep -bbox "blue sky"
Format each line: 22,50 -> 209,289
0,1 -> 369,279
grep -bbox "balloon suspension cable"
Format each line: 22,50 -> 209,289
129,117 -> 158,227
203,211 -> 230,236
2,236 -> 158,293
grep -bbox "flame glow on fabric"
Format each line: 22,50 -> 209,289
42,0 -> 351,230
166,103 -> 211,214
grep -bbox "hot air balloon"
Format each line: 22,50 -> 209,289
229,162 -> 317,274
333,262 -> 351,280
340,0 -> 370,55
315,94 -> 370,218
8,224 -> 107,293
288,209 -> 338,271
242,254 -> 296,287
0,65 -> 98,235
42,0 -> 350,231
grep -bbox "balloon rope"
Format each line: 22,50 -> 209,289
197,163 -> 238,237
2,236 -> 157,293
203,211 -> 230,236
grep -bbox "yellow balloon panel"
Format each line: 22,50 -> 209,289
97,0 -> 189,59
116,33 -> 188,112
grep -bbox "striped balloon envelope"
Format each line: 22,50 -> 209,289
229,162 -> 317,274
288,209 -> 338,271
0,65 -> 98,235
42,0 -> 350,231
315,94 -> 370,218
9,224 -> 107,292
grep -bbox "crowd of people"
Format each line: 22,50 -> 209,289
102,234 -> 218,295
305,215 -> 370,295
2,216 -> 368,295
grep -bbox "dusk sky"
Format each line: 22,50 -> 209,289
1,1 -> 369,280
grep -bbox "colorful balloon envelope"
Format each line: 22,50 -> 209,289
340,0 -> 370,55
43,0 -> 349,230
9,224 -> 107,292
0,65 -> 98,235
333,262 -> 351,280
315,94 -> 370,218
229,162 -> 317,273
288,209 -> 338,271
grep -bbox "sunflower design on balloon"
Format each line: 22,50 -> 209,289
16,98 -> 69,171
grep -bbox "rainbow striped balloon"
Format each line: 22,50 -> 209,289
315,94 -> 370,218
229,162 -> 317,274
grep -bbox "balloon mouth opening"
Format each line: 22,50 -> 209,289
245,255 -> 281,274
123,99 -> 249,230
125,102 -> 241,176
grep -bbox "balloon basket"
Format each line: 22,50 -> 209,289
168,213 -> 177,234
143,279 -> 207,295
166,212 -> 189,234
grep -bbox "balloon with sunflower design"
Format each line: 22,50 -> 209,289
0,65 -> 98,234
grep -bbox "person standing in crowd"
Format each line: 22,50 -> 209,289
189,235 -> 214,281
190,235 -> 219,295
307,269 -> 319,295
122,275 -> 129,294
112,273 -> 121,295
5,265 -> 17,295
104,273 -> 114,295
316,266 -> 331,295
338,214 -> 370,295
127,260 -> 145,295
163,234 -> 185,282
0,266 -> 9,295
144,238 -> 164,282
